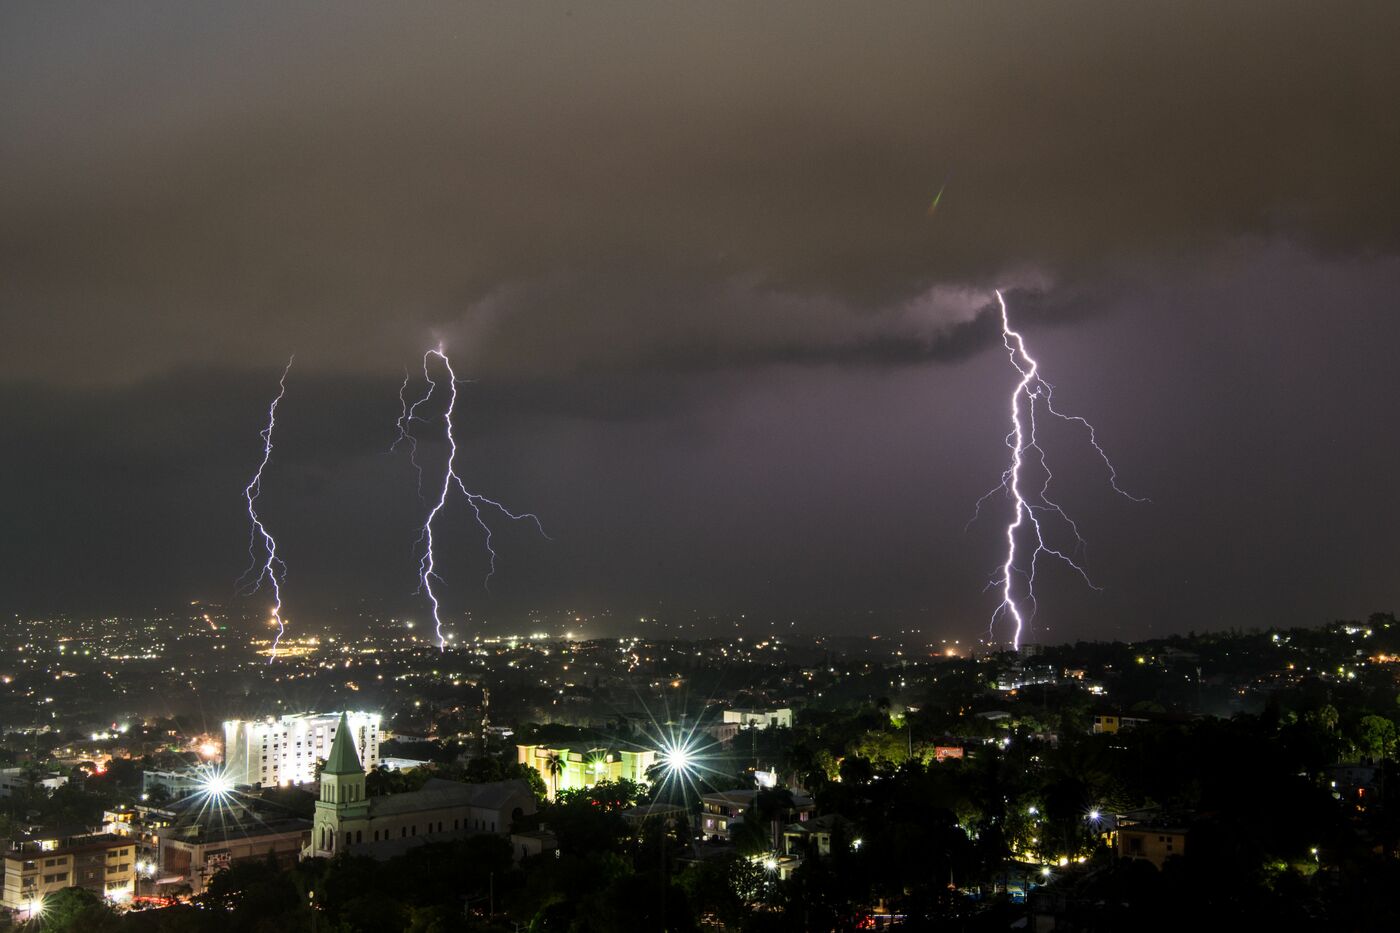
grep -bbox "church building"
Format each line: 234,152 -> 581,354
306,712 -> 536,859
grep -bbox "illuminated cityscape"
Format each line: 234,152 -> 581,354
1,604 -> 1399,926
4,2 -> 1400,930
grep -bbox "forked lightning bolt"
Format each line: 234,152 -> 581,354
238,358 -> 293,662
398,346 -> 547,649
391,368 -> 428,499
975,291 -> 1145,650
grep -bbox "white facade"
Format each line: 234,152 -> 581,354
222,712 -> 380,787
0,767 -> 68,797
722,708 -> 793,730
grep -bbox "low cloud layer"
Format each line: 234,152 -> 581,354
3,2 -> 1397,383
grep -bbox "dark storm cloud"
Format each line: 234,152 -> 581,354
4,2 -> 1400,637
2,2 -> 1397,384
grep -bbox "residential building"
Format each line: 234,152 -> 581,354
699,788 -> 815,843
1117,825 -> 1189,869
223,711 -> 380,787
159,817 -> 310,895
510,830 -> 558,863
1093,709 -> 1198,735
140,769 -> 205,801
722,708 -> 793,731
516,744 -> 656,800
103,803 -> 176,869
1091,712 -> 1148,735
622,802 -> 689,832
782,813 -> 854,857
0,768 -> 68,798
307,713 -> 536,859
1,830 -> 135,918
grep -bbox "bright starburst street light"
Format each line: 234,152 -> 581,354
191,763 -> 237,809
662,743 -> 693,774
204,773 -> 234,797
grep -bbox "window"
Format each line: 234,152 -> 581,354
401,827 -> 407,838
355,831 -> 362,844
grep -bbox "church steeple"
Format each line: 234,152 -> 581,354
319,712 -> 367,807
312,712 -> 370,856
323,711 -> 364,775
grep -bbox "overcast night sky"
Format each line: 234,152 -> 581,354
3,2 -> 1399,642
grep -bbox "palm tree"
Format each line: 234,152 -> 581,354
544,752 -> 564,800
753,786 -> 796,852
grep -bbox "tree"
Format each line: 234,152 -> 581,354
1356,715 -> 1398,761
544,752 -> 564,800
199,857 -> 303,923
838,755 -> 874,786
731,815 -> 770,857
25,887 -> 118,933
507,762 -> 549,801
570,871 -> 698,933
679,852 -> 763,927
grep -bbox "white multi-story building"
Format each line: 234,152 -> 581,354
223,712 -> 380,787
722,708 -> 793,730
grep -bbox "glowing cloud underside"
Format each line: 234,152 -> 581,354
398,346 -> 547,649
975,292 -> 1144,650
238,358 -> 293,662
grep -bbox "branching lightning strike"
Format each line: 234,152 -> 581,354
238,357 -> 293,663
976,292 -> 1145,650
391,368 -> 428,499
397,346 -> 547,649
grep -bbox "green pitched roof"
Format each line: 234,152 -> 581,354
322,712 -> 364,776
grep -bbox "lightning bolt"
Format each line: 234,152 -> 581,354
399,345 -> 547,649
238,357 -> 293,663
390,368 -> 428,499
977,292 -> 1145,650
